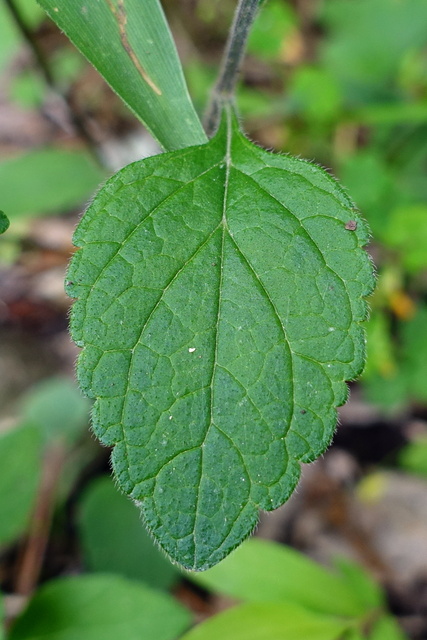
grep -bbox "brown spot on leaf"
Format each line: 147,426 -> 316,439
105,0 -> 162,95
345,220 -> 357,231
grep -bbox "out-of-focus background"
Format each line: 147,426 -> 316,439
0,0 -> 427,638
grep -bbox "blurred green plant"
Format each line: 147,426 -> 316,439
399,436 -> 427,477
77,476 -> 180,590
183,538 -> 406,640
0,377 -> 90,551
7,575 -> 191,640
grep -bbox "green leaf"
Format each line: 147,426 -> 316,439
399,437 -> 427,477
320,0 -> 427,102
21,377 -> 90,447
9,574 -> 191,640
180,603 -> 349,640
0,425 -> 41,548
384,204 -> 427,273
247,0 -> 296,61
0,149 -> 105,221
369,615 -> 408,640
0,211 -> 9,235
37,0 -> 207,151
67,108 -> 374,570
332,557 -> 384,611
190,539 -> 372,618
78,476 -> 180,589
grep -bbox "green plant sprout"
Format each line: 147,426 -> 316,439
37,0 -> 375,570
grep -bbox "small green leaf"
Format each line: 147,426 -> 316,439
78,476 -> 180,589
22,377 -> 90,447
332,557 -> 384,610
247,0 -> 296,61
0,149 -> 105,220
384,204 -> 427,273
190,539 -> 373,618
180,603 -> 350,640
0,425 -> 41,547
9,574 -> 191,640
0,211 -> 9,234
399,437 -> 427,477
369,615 -> 409,640
67,108 -> 374,570
37,0 -> 207,151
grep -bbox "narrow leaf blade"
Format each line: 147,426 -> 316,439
67,110 -> 374,570
37,0 -> 207,151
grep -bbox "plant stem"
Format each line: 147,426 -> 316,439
204,0 -> 261,136
4,0 -> 54,85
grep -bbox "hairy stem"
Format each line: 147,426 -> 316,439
204,0 -> 261,136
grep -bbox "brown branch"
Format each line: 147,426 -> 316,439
14,443 -> 66,596
106,0 -> 162,96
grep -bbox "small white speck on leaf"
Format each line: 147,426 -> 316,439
169,416 -> 173,420
188,347 -> 196,353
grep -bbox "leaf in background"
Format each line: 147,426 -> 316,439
9,574 -> 191,640
287,67 -> 342,123
399,437 -> 427,478
384,204 -> 427,273
180,602 -> 349,640
332,557 -> 384,611
21,377 -> 90,447
78,476 -> 180,589
0,149 -> 105,221
247,0 -> 296,61
339,151 -> 396,239
0,211 -> 9,235
320,0 -> 427,103
191,538 -> 374,618
369,615 -> 409,640
67,108 -> 374,570
0,425 -> 41,548
363,311 -> 396,380
37,0 -> 207,151
400,305 -> 427,402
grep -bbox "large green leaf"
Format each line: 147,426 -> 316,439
180,603 -> 349,640
67,108 -> 374,570
37,0 -> 206,151
190,539 -> 380,618
9,574 -> 191,640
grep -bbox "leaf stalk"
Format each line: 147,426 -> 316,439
204,0 -> 261,136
